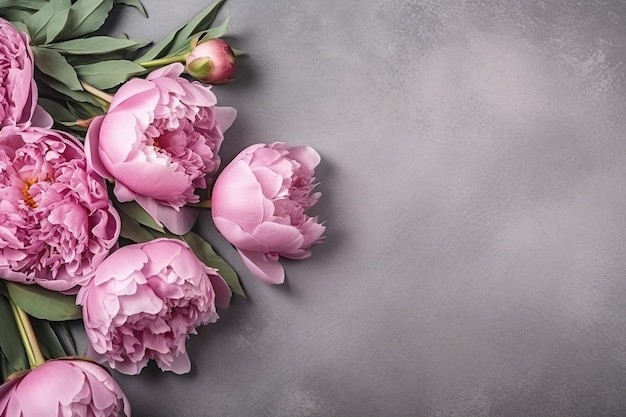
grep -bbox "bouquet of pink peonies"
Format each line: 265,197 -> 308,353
0,1 -> 325,416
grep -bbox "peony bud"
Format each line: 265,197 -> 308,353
186,38 -> 236,84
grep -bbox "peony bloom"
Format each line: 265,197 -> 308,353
186,38 -> 236,84
211,142 -> 325,284
85,63 -> 236,235
0,18 -> 50,134
0,127 -> 120,293
0,358 -> 131,417
77,238 -> 232,375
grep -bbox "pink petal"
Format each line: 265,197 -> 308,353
152,75 -> 185,97
251,221 -> 305,253
119,289 -> 163,316
215,106 -> 237,131
93,248 -> 148,285
251,166 -> 284,199
35,277 -> 79,293
135,195 -> 200,234
31,105 -> 53,129
285,145 -> 321,171
80,364 -> 120,410
147,62 -> 184,80
109,78 -> 159,123
0,378 -> 19,413
112,181 -> 137,202
237,249 -> 285,284
212,217 -> 269,253
112,158 -> 191,201
112,358 -> 147,375
84,115 -> 112,179
178,81 -> 217,107
300,218 -> 326,248
98,112 -> 142,164
164,351 -> 191,375
212,160 -> 266,230
18,362 -> 84,412
141,238 -> 184,275
249,147 -> 285,169
208,273 -> 232,309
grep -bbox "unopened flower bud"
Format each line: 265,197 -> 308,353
185,38 -> 236,84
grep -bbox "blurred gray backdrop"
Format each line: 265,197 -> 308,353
94,1 -> 626,416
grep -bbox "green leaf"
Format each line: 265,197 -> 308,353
45,0 -> 72,43
119,209 -> 160,243
38,74 -> 106,109
20,0 -> 71,44
114,0 -> 147,17
182,231 -> 245,297
0,8 -> 34,21
31,319 -> 66,359
23,0 -> 57,44
232,48 -> 246,57
5,282 -> 82,321
32,46 -> 83,91
172,0 -> 224,51
0,293 -> 29,373
61,0 -> 114,40
175,17 -> 230,57
50,322 -> 77,356
115,201 -> 165,233
69,100 -> 105,119
37,98 -> 79,126
133,26 -> 179,63
46,36 -> 148,55
74,60 -> 145,89
135,0 -> 224,62
10,20 -> 29,35
0,0 -> 46,9
195,16 -> 230,44
1,353 -> 7,381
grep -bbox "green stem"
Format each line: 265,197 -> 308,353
9,300 -> 45,368
139,53 -> 189,69
81,81 -> 113,104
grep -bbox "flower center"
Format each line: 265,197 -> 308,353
21,178 -> 38,208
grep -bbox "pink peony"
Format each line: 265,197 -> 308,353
77,238 -> 232,375
0,127 -> 120,293
85,63 -> 236,235
186,38 -> 236,84
0,18 -> 49,134
211,142 -> 325,284
0,358 -> 131,417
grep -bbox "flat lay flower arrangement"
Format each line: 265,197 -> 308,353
0,1 -> 325,415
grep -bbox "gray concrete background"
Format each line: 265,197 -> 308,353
101,1 -> 626,416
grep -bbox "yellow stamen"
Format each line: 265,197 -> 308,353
22,178 -> 38,208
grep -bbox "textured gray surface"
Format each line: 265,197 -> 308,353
100,1 -> 626,416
